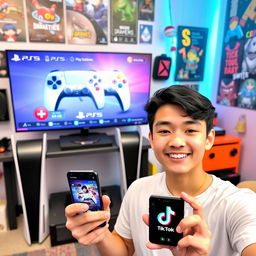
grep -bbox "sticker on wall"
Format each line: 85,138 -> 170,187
110,0 -> 138,44
26,0 -> 65,43
217,0 -> 256,110
65,0 -> 108,45
139,24 -> 152,44
175,26 -> 208,82
0,0 -> 26,42
138,0 -> 154,21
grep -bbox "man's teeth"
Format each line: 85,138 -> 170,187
169,154 -> 187,159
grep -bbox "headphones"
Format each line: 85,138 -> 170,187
0,137 -> 10,153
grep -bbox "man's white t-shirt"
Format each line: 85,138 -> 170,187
115,172 -> 256,256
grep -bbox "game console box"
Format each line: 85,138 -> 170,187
49,185 -> 122,246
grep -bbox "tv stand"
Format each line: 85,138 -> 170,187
59,132 -> 113,150
2,127 -> 150,244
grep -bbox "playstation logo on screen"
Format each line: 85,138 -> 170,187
11,54 -> 40,62
11,54 -> 21,62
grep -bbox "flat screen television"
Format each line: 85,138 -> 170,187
6,50 -> 152,138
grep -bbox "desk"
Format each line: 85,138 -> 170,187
0,134 -> 150,233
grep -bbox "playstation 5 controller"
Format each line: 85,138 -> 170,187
44,70 -> 105,111
100,70 -> 130,111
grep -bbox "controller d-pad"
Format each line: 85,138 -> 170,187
47,75 -> 62,90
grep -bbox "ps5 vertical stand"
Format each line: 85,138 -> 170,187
11,134 -> 48,244
114,127 -> 143,198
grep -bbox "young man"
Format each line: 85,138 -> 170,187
65,85 -> 256,256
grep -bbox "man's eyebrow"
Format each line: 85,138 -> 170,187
185,120 -> 202,125
154,120 -> 202,126
154,121 -> 171,126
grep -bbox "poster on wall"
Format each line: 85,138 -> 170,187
26,0 -> 65,43
65,0 -> 108,45
217,0 -> 256,110
175,26 -> 208,81
139,24 -> 152,44
138,0 -> 154,21
0,0 -> 26,42
110,0 -> 138,44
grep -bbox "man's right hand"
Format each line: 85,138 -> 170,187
65,195 -> 111,245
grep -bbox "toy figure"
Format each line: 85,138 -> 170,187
238,78 -> 256,109
0,23 -> 21,42
217,80 -> 237,106
242,36 -> 256,75
114,0 -> 136,22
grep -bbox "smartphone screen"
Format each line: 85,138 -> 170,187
67,170 -> 103,212
149,195 -> 184,246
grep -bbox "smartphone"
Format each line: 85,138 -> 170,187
149,195 -> 184,246
67,170 -> 104,212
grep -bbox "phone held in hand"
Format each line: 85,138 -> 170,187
149,195 -> 184,246
67,170 -> 104,212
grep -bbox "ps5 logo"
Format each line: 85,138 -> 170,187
11,54 -> 40,62
157,206 -> 176,226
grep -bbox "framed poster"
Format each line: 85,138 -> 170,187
26,0 -> 65,43
138,0 -> 154,21
0,0 -> 26,42
175,26 -> 208,81
65,0 -> 108,45
217,0 -> 256,110
110,0 -> 138,44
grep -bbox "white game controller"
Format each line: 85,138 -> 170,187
99,70 -> 130,111
44,70 -> 105,111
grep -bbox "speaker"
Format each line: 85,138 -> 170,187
0,89 -> 9,121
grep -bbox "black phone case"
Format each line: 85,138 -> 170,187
149,195 -> 184,246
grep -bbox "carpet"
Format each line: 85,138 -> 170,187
9,243 -> 100,256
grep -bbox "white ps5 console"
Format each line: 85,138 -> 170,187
114,126 -> 143,198
11,133 -> 49,244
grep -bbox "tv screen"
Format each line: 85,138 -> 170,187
6,50 -> 151,132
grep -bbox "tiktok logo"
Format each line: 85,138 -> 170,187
157,206 -> 176,226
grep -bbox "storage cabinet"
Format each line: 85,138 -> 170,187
203,134 -> 241,174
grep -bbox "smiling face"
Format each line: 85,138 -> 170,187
149,104 -> 214,175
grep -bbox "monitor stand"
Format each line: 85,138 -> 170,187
59,129 -> 113,150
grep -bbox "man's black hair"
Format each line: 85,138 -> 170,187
144,85 -> 215,135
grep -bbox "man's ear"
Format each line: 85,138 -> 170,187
148,132 -> 154,150
205,129 -> 215,150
